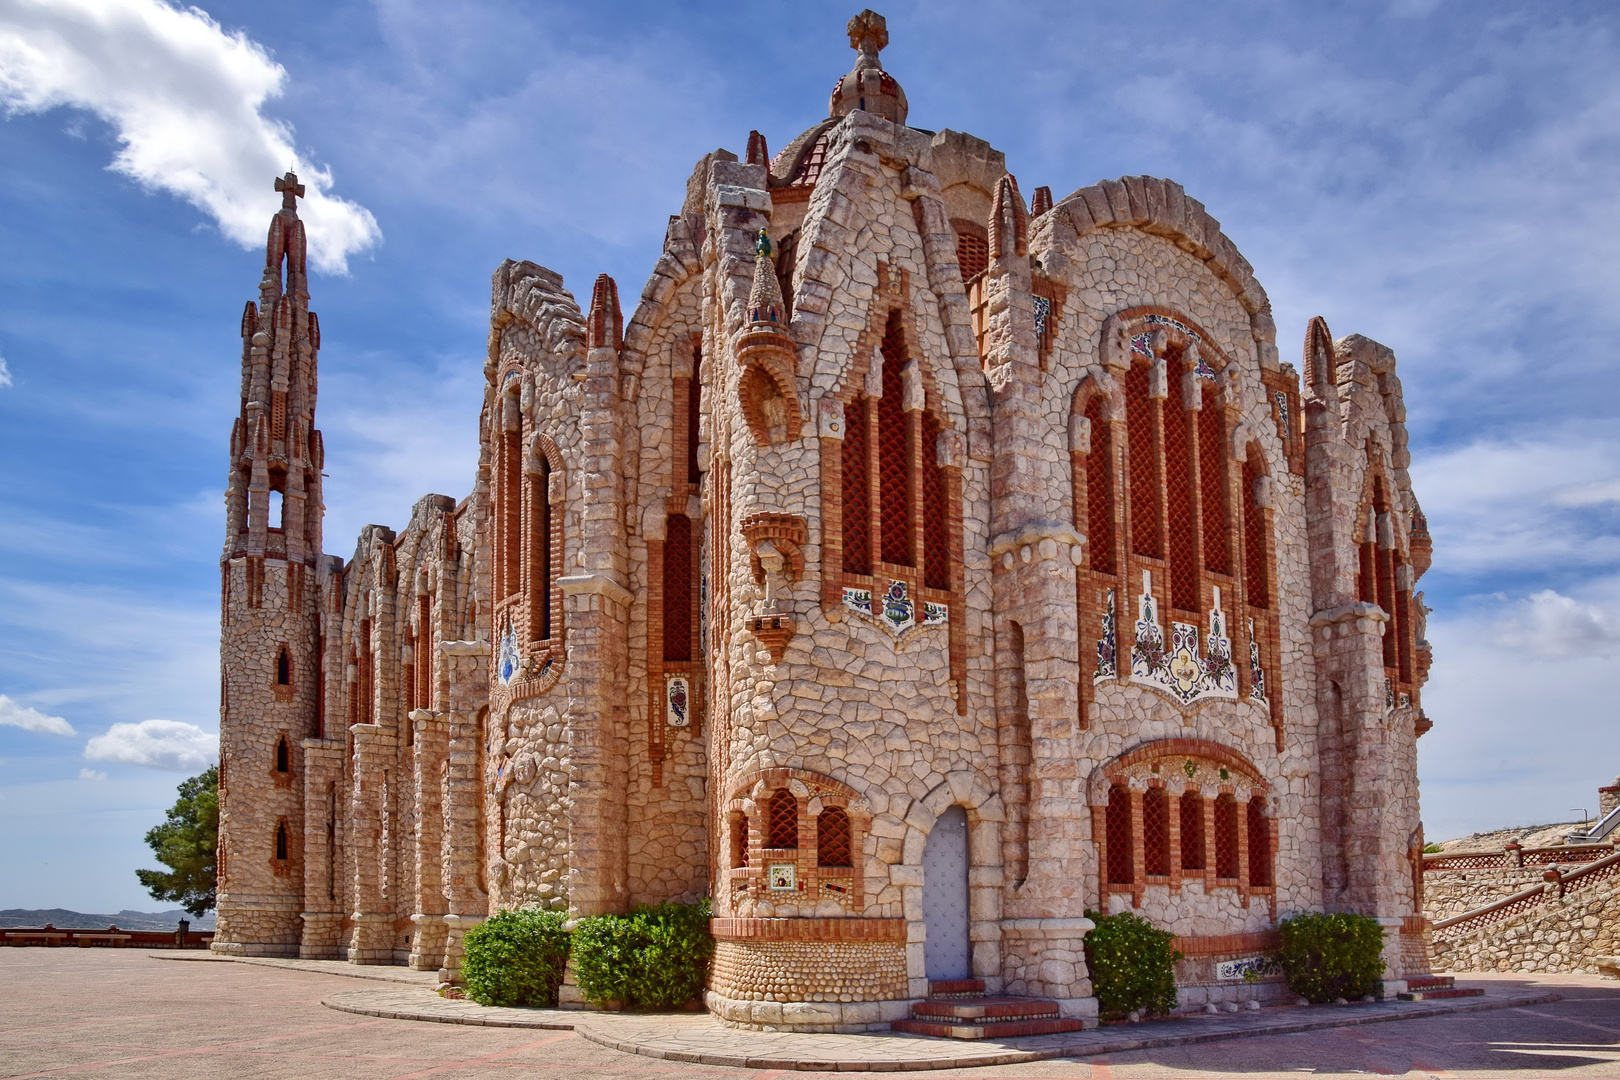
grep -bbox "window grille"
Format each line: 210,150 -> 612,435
1106,786 -> 1134,885
1179,791 -> 1205,871
1164,385 -> 1197,611
1214,793 -> 1239,878
921,410 -> 947,590
530,456 -> 552,641
1084,398 -> 1114,574
954,226 -> 988,281
877,326 -> 911,567
767,789 -> 798,849
1241,457 -> 1268,608
1143,787 -> 1170,876
1126,363 -> 1161,558
817,807 -> 852,867
663,515 -> 692,662
731,813 -> 749,868
1198,409 -> 1229,575
1247,801 -> 1272,887
841,398 -> 871,575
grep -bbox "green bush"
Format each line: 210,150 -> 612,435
1083,910 -> 1182,1019
461,907 -> 571,1007
572,900 -> 714,1008
1272,912 -> 1386,1003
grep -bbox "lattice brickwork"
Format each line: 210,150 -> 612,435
1143,786 -> 1170,876
878,325 -> 910,567
1106,786 -> 1133,885
1179,791 -> 1205,871
1247,802 -> 1272,887
1198,408 -> 1229,575
663,514 -> 692,663
817,807 -> 852,867
1214,793 -> 1239,878
1164,385 -> 1197,611
1241,456 -> 1268,608
954,225 -> 988,281
686,362 -> 702,484
767,788 -> 799,849
1085,397 -> 1114,574
921,409 -> 947,590
841,398 -> 871,574
732,813 -> 749,868
1126,363 -> 1161,558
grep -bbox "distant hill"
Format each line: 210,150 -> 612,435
1432,820 -> 1593,854
0,908 -> 215,931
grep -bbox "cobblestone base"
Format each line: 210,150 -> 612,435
704,988 -> 915,1032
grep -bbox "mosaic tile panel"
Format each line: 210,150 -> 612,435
1095,589 -> 1118,684
1130,575 -> 1237,705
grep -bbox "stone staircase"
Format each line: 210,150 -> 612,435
890,979 -> 1089,1040
1397,975 -> 1482,1001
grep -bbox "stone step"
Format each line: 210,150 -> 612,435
927,978 -> 985,998
891,1016 -> 1090,1040
1404,975 -> 1456,991
913,996 -> 1063,1021
1398,987 -> 1484,1001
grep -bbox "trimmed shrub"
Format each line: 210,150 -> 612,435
1272,912 -> 1386,1003
461,906 -> 571,1007
1083,910 -> 1182,1019
572,900 -> 714,1009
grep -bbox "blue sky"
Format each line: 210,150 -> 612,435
1,0 -> 1617,911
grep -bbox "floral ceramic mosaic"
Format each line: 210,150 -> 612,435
1131,319 -> 1218,380
497,619 -> 521,686
1129,575 -> 1237,705
665,674 -> 691,728
842,579 -> 945,634
1095,589 -> 1118,684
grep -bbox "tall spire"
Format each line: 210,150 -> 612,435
747,229 -> 785,327
829,10 -> 907,125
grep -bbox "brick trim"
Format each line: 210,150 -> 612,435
710,917 -> 906,942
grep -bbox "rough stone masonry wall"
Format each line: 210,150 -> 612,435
1424,867 -> 1548,921
1431,877 -> 1620,975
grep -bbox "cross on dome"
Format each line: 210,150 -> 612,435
275,171 -> 305,210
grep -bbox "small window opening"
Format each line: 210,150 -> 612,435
730,812 -> 749,868
275,735 -> 289,773
816,806 -> 852,867
274,821 -> 289,861
1105,785 -> 1133,885
1143,786 -> 1170,876
766,788 -> 798,849
275,647 -> 291,686
267,489 -> 283,530
1214,793 -> 1240,878
1179,790 -> 1206,871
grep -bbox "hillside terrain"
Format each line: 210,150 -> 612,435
0,908 -> 215,930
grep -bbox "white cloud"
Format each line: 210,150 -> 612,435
0,0 -> 379,272
0,694 -> 74,735
1491,589 -> 1620,659
0,354 -> 11,388
84,718 -> 215,771
78,767 -> 105,781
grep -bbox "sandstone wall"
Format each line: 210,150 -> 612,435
1432,877 -> 1620,975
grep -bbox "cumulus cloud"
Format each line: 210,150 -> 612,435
0,0 -> 379,272
1491,589 -> 1620,659
0,694 -> 74,735
84,718 -> 215,771
78,767 -> 105,781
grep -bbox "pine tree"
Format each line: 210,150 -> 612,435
136,766 -> 218,918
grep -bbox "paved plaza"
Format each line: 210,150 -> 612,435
2,950 -> 1618,1078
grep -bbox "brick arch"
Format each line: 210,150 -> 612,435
527,431 -> 564,474
1105,304 -> 1238,373
831,262 -> 959,432
1068,370 -> 1120,421
727,767 -> 862,811
1091,738 -> 1267,804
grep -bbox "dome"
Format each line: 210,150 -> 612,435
828,10 -> 907,126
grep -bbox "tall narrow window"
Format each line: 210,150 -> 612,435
1164,374 -> 1197,611
1179,790 -> 1205,871
530,455 -> 551,641
1396,576 -> 1413,682
1241,457 -> 1269,609
274,821 -> 289,861
877,322 -> 911,568
1214,793 -> 1239,878
1198,408 -> 1229,575
953,220 -> 989,281
1247,801 -> 1272,887
1084,397 -> 1114,574
1143,786 -> 1170,877
416,595 -> 432,709
358,621 -> 373,726
841,398 -> 871,575
920,409 -> 948,590
1126,363 -> 1161,558
275,735 -> 289,773
686,360 -> 702,485
499,392 -> 521,600
731,812 -> 750,868
767,789 -> 798,849
663,514 -> 693,663
1106,785 -> 1133,885
267,489 -> 284,531
816,806 -> 852,867
275,646 -> 290,686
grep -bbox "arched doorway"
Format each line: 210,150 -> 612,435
921,804 -> 970,981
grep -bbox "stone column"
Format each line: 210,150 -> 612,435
408,708 -> 449,971
298,736 -> 346,959
348,722 -> 394,964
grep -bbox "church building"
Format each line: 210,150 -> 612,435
212,10 -> 1437,1029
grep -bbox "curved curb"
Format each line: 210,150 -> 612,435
321,986 -> 1563,1071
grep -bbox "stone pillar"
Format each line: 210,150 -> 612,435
348,722 -> 394,964
408,708 -> 449,971
439,639 -> 490,983
298,736 -> 346,959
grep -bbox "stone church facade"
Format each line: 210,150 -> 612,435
213,11 -> 1437,1028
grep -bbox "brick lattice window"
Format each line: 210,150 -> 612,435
1179,791 -> 1205,871
1241,456 -> 1269,608
877,325 -> 911,568
731,812 -> 749,868
498,396 -> 520,600
663,514 -> 692,663
1214,793 -> 1239,878
1164,383 -> 1197,611
1199,408 -> 1229,575
1143,786 -> 1170,876
530,455 -> 552,641
275,735 -> 289,773
816,806 -> 852,867
841,398 -> 871,575
686,357 -> 703,485
1085,397 -> 1114,574
1126,362 -> 1161,558
921,409 -> 948,590
953,221 -> 988,281
767,788 -> 798,849
1106,785 -> 1134,885
1247,801 -> 1272,887
1358,541 -> 1377,604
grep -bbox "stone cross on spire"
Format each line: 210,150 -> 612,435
848,9 -> 888,69
275,171 -> 305,211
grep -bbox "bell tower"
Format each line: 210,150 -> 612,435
213,173 -> 327,956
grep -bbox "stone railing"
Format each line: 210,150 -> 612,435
0,924 -> 214,948
1430,850 -> 1620,974
1433,849 -> 1620,942
1422,840 -> 1613,873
